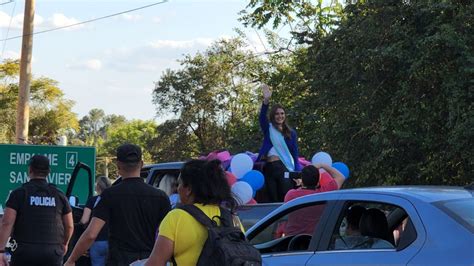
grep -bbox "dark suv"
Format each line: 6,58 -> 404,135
140,161 -> 281,230
63,161 -> 280,265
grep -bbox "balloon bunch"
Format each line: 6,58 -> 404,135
311,151 -> 350,186
226,153 -> 264,205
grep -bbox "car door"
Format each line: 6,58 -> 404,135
245,192 -> 341,266
64,162 -> 94,266
307,192 -> 426,266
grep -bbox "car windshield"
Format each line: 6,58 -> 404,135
435,198 -> 474,233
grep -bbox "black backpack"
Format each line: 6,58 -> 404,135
178,204 -> 262,266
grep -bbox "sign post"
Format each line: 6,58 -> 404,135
0,144 -> 96,205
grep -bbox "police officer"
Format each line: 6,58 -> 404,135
0,155 -> 74,266
65,143 -> 171,266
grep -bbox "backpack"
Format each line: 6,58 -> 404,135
178,204 -> 262,266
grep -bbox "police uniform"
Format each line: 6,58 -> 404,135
5,178 -> 72,266
91,144 -> 171,266
92,178 -> 170,266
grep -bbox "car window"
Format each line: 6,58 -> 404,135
434,198 -> 474,233
147,169 -> 180,189
328,201 -> 416,251
236,204 -> 281,231
249,201 -> 328,253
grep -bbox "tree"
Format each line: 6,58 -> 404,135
102,120 -> 158,164
298,0 -> 473,186
78,108 -> 106,146
153,38 -> 266,155
0,60 -> 79,144
240,0 -> 345,44
151,119 -> 199,162
239,0 -> 472,187
77,109 -> 127,177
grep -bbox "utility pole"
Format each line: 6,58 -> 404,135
15,0 -> 35,144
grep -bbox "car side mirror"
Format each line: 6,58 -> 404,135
69,196 -> 79,207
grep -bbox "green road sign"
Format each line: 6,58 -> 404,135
0,144 -> 96,206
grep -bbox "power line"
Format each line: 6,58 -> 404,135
254,29 -> 269,53
0,0 -> 13,6
0,0 -> 169,42
1,0 -> 17,59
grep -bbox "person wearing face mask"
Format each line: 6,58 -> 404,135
256,84 -> 302,202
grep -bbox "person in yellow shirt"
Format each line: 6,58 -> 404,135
144,159 -> 240,266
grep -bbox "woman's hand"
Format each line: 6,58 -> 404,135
261,84 -> 272,104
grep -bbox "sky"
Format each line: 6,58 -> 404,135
0,0 -> 268,122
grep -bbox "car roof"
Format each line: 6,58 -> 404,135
325,186 -> 473,203
142,161 -> 184,171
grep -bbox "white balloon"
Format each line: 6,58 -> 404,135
230,153 -> 254,179
231,181 -> 253,205
311,151 -> 332,166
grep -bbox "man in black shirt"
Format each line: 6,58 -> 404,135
65,143 -> 171,266
0,155 -> 74,266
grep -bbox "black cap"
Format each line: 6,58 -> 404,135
29,155 -> 50,171
116,143 -> 142,163
301,165 -> 319,188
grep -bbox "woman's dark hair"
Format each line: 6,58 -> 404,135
269,104 -> 292,138
180,159 -> 237,211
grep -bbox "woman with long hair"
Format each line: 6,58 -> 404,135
256,84 -> 302,202
144,159 -> 240,266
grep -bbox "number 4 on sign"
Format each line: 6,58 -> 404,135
66,152 -> 78,169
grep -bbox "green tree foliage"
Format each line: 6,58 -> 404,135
0,60 -> 79,144
152,38 -> 265,156
298,0 -> 473,186
151,119 -> 199,162
240,0 -> 344,42
78,109 -> 126,147
78,108 -> 106,146
102,120 -> 158,164
77,109 -> 127,177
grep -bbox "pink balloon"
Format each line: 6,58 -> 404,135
247,198 -> 257,205
298,157 -> 311,167
319,170 -> 333,187
226,171 -> 237,186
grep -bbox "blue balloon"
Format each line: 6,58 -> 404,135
240,170 -> 265,191
332,162 -> 350,179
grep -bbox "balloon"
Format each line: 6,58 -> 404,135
245,151 -> 258,162
240,170 -> 264,191
230,153 -> 254,179
216,150 -> 232,162
332,162 -> 350,179
311,151 -> 332,166
231,181 -> 253,205
225,171 -> 237,186
298,157 -> 312,167
319,170 -> 333,187
247,198 -> 257,205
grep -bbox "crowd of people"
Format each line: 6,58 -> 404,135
0,84 -> 347,266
